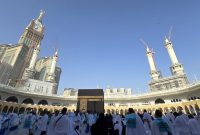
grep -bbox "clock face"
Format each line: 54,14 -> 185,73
34,21 -> 43,32
34,25 -> 38,30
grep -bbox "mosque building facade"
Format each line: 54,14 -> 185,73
0,11 -> 200,115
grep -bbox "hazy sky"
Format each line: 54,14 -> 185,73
0,0 -> 200,94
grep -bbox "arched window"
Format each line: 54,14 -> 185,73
19,107 -> 25,113
155,98 -> 165,104
22,98 -> 34,105
6,96 -> 18,103
38,100 -> 48,105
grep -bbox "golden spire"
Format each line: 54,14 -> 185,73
37,10 -> 45,22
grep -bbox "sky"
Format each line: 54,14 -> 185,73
0,0 -> 200,94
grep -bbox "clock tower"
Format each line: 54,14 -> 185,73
16,10 -> 45,86
18,10 -> 45,47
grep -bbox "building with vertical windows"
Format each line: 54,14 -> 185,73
0,10 -> 61,95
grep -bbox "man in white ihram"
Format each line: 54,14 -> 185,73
53,108 -> 71,135
188,114 -> 200,135
151,110 -> 172,135
7,113 -> 20,135
174,111 -> 191,135
143,109 -> 152,135
125,108 -> 147,135
34,110 -> 48,135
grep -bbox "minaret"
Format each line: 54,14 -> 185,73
22,43 -> 40,79
164,37 -> 184,75
46,49 -> 58,82
146,46 -> 162,80
29,44 -> 40,69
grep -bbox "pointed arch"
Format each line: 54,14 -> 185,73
189,105 -> 195,114
8,106 -> 14,113
38,108 -> 43,114
177,106 -> 183,112
107,109 -> 110,114
147,108 -> 152,113
111,109 -> 115,114
164,107 -> 169,113
26,107 -> 32,112
194,104 -> 200,113
2,106 -> 8,113
138,109 -> 142,113
13,107 -> 19,113
19,107 -> 25,113
184,106 -> 190,114
116,109 -> 119,114
120,109 -> 124,115
170,107 -> 176,112
125,109 -> 128,114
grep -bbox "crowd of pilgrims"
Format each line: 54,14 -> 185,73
0,107 -> 200,135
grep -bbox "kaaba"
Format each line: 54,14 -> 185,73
77,89 -> 104,113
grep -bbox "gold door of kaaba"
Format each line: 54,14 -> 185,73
77,89 -> 104,113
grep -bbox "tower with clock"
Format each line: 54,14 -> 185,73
18,10 -> 45,47
16,10 -> 46,85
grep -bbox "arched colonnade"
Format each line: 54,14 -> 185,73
104,100 -> 200,115
0,101 -> 76,114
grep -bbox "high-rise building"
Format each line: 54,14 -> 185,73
0,43 -> 28,86
0,10 -> 45,86
17,10 -> 45,85
0,10 -> 61,94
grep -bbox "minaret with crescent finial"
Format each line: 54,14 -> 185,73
141,39 -> 162,80
22,43 -> 40,79
164,37 -> 184,75
29,43 -> 40,69
36,10 -> 45,23
46,49 -> 58,82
